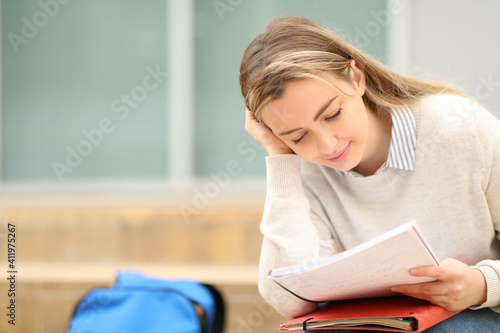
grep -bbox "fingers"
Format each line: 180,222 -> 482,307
409,259 -> 466,282
391,281 -> 459,311
391,258 -> 487,311
391,280 -> 446,298
245,108 -> 273,143
244,108 -> 259,131
408,265 -> 448,280
244,108 -> 295,156
391,263 -> 457,296
245,108 -> 258,122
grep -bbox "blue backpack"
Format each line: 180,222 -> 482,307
67,272 -> 225,333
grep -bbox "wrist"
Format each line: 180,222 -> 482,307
471,267 -> 487,307
267,146 -> 295,156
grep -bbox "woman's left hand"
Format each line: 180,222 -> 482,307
391,258 -> 487,311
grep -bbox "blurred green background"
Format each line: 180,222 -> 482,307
1,0 -> 387,184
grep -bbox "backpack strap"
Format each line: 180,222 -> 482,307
202,283 -> 225,333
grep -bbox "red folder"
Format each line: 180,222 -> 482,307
279,296 -> 463,332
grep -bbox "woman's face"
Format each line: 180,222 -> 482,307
260,65 -> 383,173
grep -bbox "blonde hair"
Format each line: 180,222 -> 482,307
239,15 -> 463,120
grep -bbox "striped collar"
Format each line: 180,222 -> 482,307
338,106 -> 416,177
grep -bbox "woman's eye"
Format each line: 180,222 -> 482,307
291,109 -> 342,145
326,108 -> 342,121
292,133 -> 306,144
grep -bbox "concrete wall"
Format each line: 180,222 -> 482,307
411,0 -> 500,116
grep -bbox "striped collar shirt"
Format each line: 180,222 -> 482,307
338,106 -> 416,177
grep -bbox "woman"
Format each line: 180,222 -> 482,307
239,15 -> 500,331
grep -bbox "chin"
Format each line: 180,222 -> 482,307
324,158 -> 361,172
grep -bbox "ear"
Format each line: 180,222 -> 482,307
349,59 -> 366,95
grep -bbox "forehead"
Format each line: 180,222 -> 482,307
261,76 -> 349,127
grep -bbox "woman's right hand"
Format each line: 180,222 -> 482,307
245,109 -> 295,156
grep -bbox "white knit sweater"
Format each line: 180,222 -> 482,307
258,94 -> 500,318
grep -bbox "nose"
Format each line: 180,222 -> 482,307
317,131 -> 338,156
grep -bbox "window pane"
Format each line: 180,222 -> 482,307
194,0 -> 388,177
2,0 -> 168,182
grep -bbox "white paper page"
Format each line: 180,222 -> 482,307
269,221 -> 439,302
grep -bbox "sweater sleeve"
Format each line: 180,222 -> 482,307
470,104 -> 500,312
258,155 -> 336,318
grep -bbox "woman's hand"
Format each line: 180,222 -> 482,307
245,109 -> 295,156
391,258 -> 487,311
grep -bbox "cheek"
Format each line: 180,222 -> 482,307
289,142 -> 317,161
348,105 -> 369,139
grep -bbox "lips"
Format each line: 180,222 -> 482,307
327,143 -> 351,163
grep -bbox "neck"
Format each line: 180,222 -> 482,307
353,108 -> 392,176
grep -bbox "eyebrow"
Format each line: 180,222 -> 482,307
278,96 -> 339,136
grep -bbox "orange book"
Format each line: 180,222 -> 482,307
279,296 -> 463,332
